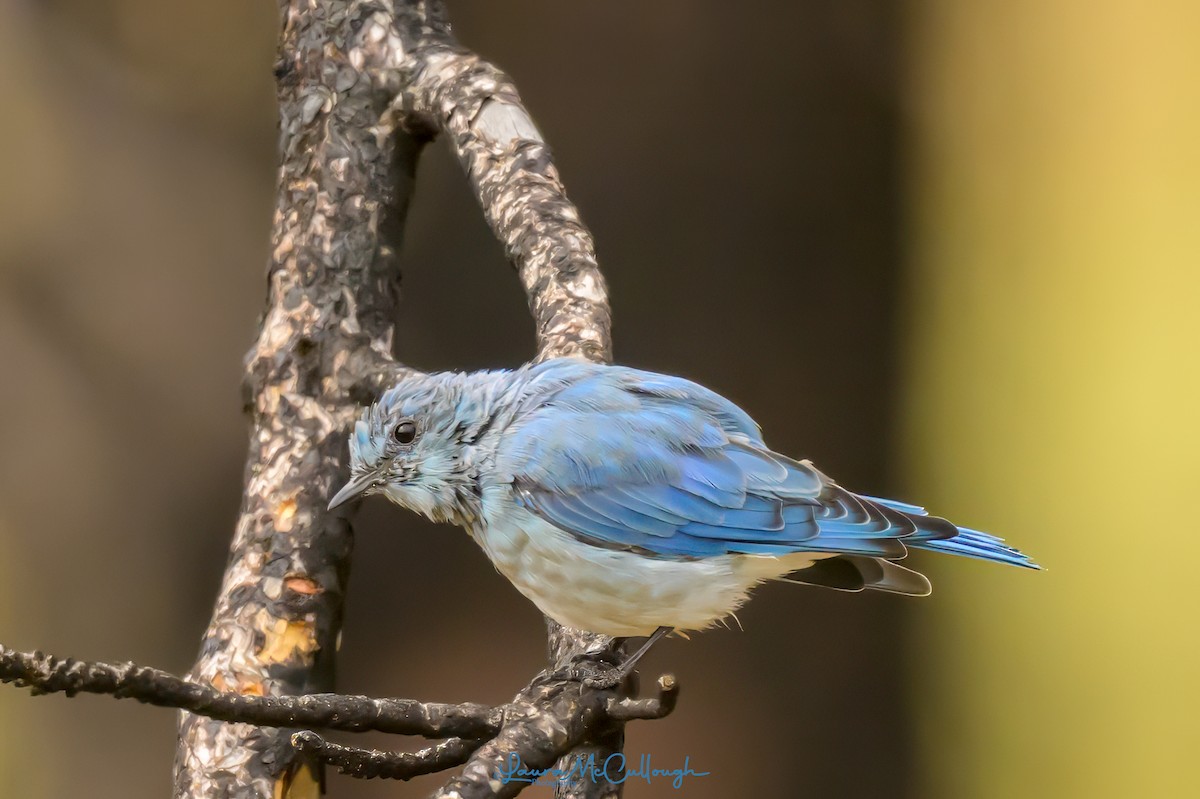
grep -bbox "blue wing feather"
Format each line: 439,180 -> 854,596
503,362 -> 1038,570
673,452 -> 747,506
572,492 -> 680,537
617,484 -> 727,525
517,488 -> 730,558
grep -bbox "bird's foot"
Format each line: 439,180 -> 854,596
529,627 -> 672,692
531,653 -> 626,691
580,662 -> 627,691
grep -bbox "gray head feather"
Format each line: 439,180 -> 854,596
333,370 -> 512,523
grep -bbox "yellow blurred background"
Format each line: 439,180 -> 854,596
0,1 -> 1195,797
905,2 -> 1200,797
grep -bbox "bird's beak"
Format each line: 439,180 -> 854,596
328,472 -> 376,510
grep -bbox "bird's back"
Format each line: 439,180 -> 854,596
490,358 -> 1036,574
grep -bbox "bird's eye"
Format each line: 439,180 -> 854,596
393,420 -> 417,445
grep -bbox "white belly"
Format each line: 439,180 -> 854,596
474,488 -> 818,637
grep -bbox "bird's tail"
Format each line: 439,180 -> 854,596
917,526 -> 1038,569
862,496 -> 1040,570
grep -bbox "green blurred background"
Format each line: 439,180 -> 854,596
0,1 -> 1195,797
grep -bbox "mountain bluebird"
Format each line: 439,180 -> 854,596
330,358 -> 1035,673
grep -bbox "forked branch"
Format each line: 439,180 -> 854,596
129,0 -> 639,797
1,644 -> 678,798
0,0 -> 660,796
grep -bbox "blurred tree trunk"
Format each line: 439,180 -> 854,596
904,2 -> 1200,797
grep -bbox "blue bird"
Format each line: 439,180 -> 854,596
330,359 -> 1036,674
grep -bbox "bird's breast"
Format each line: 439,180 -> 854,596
472,486 -> 786,636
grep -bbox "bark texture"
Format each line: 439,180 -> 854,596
2,643 -> 675,797
175,1 -> 622,797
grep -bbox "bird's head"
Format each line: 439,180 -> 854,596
327,372 -> 501,524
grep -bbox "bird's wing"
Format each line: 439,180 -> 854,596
501,369 -> 956,561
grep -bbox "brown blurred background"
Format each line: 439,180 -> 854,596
1,1 -> 1196,797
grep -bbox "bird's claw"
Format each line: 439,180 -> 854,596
531,654 -> 626,691
582,669 -> 624,690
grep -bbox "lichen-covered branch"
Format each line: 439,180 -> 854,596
171,0 -> 635,797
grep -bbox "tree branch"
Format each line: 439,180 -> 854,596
291,732 -> 484,781
167,0 -> 627,795
430,675 -> 679,799
6,0 -> 659,796
286,676 -> 680,792
1,645 -> 500,738
172,1 -> 425,794
3,642 -> 678,796
392,26 -> 623,794
395,37 -> 612,363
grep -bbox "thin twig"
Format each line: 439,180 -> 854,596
291,732 -> 484,780
0,645 -> 500,738
604,675 -> 680,722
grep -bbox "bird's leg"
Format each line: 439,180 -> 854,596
530,627 -> 672,691
601,625 -> 671,685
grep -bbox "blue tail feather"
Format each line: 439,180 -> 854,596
919,527 -> 1040,569
866,496 -> 1040,570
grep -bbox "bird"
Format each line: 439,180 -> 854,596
329,357 -> 1036,679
